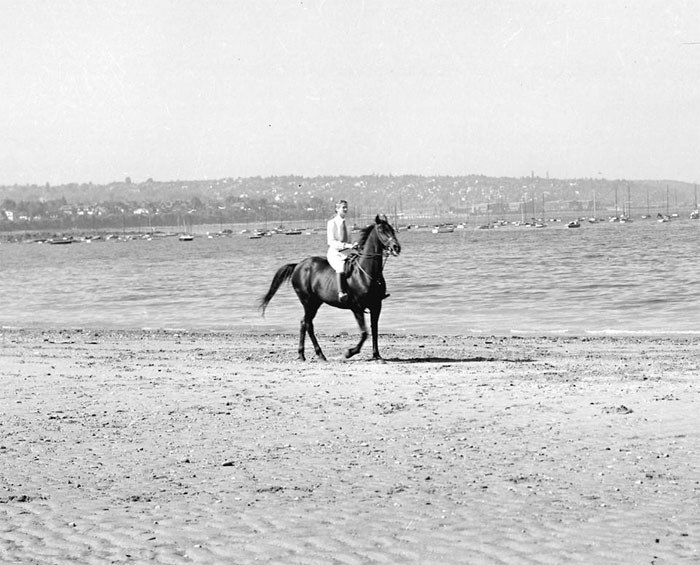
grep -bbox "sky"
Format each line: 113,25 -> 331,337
2,0 -> 700,186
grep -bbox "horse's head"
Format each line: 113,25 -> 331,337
374,214 -> 401,257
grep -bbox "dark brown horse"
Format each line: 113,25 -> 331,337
259,214 -> 401,361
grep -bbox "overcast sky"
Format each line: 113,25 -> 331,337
2,1 -> 700,185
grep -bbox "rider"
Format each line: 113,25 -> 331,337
327,200 -> 390,302
327,199 -> 357,302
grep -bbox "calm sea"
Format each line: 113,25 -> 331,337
2,219 -> 699,337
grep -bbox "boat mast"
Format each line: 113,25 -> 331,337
627,183 -> 632,219
541,194 -> 545,221
646,188 -> 650,217
675,188 -> 679,217
593,189 -> 597,220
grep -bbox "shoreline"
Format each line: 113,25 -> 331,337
1,329 -> 699,563
4,325 -> 700,339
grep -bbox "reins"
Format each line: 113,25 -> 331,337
354,254 -> 389,282
351,229 -> 394,283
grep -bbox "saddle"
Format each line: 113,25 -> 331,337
344,250 -> 360,275
343,251 -> 389,301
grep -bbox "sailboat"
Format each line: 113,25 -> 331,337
588,190 -> 598,223
657,186 -> 671,222
609,185 -> 620,222
179,213 -> 195,240
641,188 -> 651,219
620,184 -> 633,222
691,184 -> 699,219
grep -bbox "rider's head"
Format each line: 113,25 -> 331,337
335,200 -> 348,218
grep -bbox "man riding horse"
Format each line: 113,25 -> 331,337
327,199 -> 389,303
260,204 -> 400,361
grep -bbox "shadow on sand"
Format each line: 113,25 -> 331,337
382,356 -> 534,364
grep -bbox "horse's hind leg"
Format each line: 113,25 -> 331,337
345,308 -> 368,359
297,317 -> 307,361
302,302 -> 326,361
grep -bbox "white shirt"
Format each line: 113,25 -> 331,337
327,215 -> 350,251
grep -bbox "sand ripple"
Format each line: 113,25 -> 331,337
1,330 -> 698,564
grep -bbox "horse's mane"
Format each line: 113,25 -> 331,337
355,223 -> 375,250
354,215 -> 391,251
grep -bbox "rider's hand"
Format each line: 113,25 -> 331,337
351,242 -> 359,249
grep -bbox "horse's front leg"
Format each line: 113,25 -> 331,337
370,302 -> 383,361
345,308 -> 368,359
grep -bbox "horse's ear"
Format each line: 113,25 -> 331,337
375,214 -> 387,224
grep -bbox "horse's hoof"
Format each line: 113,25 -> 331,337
345,349 -> 357,359
297,355 -> 306,362
371,355 -> 386,363
317,354 -> 328,362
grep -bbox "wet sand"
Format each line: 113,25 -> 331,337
1,329 -> 699,564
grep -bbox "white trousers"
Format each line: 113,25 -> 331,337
327,248 -> 347,273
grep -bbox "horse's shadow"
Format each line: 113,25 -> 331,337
382,356 -> 534,364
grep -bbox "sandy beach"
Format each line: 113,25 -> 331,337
1,329 -> 698,564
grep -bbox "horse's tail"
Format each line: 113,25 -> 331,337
259,263 -> 297,315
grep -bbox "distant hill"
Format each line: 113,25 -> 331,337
1,175 -> 698,224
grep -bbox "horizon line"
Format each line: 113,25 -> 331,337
1,173 -> 698,188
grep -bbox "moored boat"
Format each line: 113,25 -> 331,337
48,236 -> 73,245
431,224 -> 455,234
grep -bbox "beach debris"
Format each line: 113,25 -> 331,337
125,494 -> 152,502
0,494 -> 35,503
377,401 -> 408,414
388,484 -> 409,495
602,405 -> 634,415
256,485 -> 284,494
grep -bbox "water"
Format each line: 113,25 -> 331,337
2,220 -> 699,336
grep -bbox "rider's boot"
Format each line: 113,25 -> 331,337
337,272 -> 348,302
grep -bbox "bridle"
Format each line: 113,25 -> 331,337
357,225 -> 397,257
353,224 -> 399,280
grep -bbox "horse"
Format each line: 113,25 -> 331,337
259,214 -> 401,361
